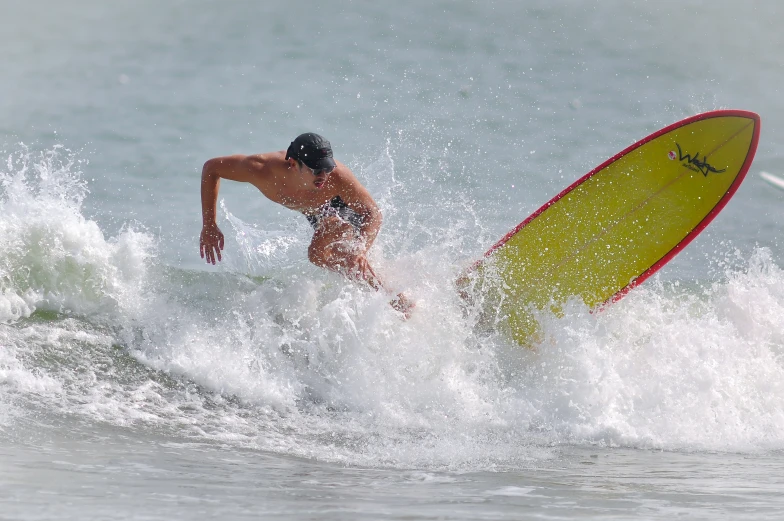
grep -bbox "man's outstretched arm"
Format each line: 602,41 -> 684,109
199,155 -> 260,264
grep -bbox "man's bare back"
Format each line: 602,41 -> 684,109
199,133 -> 414,316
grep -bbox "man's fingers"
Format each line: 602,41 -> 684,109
200,238 -> 224,264
199,223 -> 225,265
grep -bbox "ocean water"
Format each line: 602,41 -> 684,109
2,0 -> 784,519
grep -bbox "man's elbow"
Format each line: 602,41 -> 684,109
202,158 -> 227,185
202,158 -> 218,177
368,206 -> 382,228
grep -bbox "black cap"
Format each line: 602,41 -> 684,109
285,133 -> 336,171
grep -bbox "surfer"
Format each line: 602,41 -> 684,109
199,132 -> 414,317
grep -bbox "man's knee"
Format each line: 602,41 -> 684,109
309,238 -> 343,269
308,242 -> 327,267
309,218 -> 354,266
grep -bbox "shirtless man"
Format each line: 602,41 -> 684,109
199,132 -> 413,316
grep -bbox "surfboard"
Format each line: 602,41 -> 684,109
760,171 -> 784,192
462,110 -> 761,346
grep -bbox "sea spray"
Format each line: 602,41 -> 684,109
0,145 -> 155,320
517,250 -> 784,450
3,145 -> 784,471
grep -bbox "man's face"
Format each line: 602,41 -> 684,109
299,162 -> 334,190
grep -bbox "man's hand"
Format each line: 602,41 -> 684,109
341,253 -> 382,289
200,222 -> 225,264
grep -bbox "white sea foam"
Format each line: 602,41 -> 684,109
517,248 -> 784,450
0,145 -> 155,320
117,220 -> 784,468
3,145 -> 784,471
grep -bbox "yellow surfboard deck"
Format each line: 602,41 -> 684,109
466,110 -> 760,346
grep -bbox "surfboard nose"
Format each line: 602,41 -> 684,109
468,110 -> 761,347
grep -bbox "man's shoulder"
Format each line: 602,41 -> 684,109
245,151 -> 285,171
330,161 -> 361,184
232,152 -> 288,183
326,161 -> 375,203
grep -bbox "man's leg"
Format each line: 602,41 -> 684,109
308,216 -> 380,287
308,216 -> 414,317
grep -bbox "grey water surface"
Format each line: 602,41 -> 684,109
2,1 -> 784,519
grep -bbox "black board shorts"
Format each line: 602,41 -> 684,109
306,195 -> 365,232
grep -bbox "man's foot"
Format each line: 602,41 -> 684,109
390,292 -> 415,319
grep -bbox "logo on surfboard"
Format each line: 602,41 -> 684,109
668,143 -> 726,177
